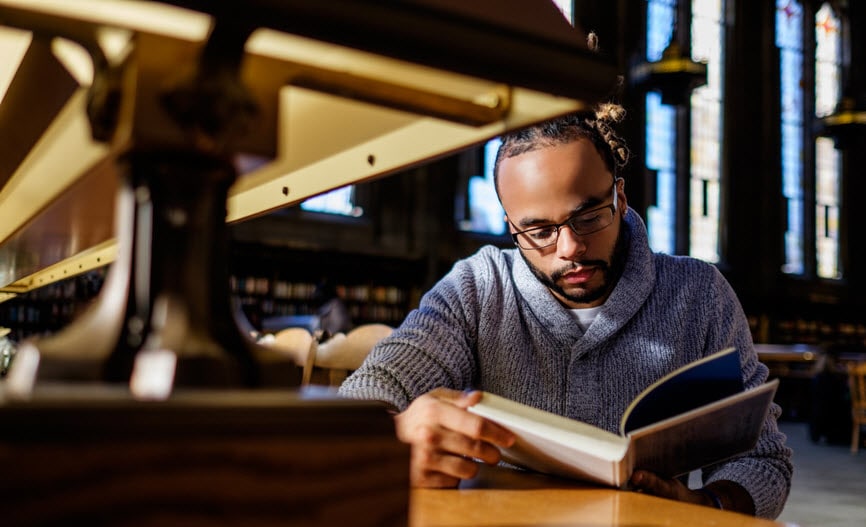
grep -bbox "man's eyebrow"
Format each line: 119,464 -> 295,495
514,195 -> 607,228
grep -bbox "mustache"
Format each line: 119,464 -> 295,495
550,260 -> 609,282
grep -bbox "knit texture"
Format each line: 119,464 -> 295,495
339,208 -> 792,519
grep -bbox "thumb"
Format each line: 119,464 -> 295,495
430,387 -> 483,409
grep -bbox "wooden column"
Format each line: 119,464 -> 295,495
721,0 -> 783,312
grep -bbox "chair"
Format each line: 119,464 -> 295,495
268,327 -> 316,367
848,361 -> 866,454
303,323 -> 394,386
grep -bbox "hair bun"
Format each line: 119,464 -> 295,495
595,103 -> 626,124
587,32 -> 599,52
586,102 -> 630,169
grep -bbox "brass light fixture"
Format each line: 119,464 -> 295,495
630,40 -> 708,107
817,96 -> 866,148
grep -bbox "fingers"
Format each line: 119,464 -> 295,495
430,387 -> 483,409
442,394 -> 516,450
410,445 -> 480,487
398,389 -> 515,449
394,389 -> 517,488
630,470 -> 706,506
630,470 -> 676,496
417,421 -> 504,464
412,470 -> 461,489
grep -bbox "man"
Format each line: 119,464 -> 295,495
338,106 -> 792,519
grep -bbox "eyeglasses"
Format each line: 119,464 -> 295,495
509,182 -> 618,250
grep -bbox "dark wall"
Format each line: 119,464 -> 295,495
230,0 -> 866,346
229,152 -> 511,294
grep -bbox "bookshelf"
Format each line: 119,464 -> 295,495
0,244 -> 424,342
748,310 -> 866,349
0,268 -> 107,343
229,243 -> 424,332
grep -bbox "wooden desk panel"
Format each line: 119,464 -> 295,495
411,466 -> 793,527
0,156 -> 117,290
0,387 -> 410,527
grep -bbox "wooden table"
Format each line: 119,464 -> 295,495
410,465 -> 794,527
755,343 -> 826,379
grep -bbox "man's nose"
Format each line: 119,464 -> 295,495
555,225 -> 587,259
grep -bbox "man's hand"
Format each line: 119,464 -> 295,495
393,388 -> 516,487
630,470 -> 756,515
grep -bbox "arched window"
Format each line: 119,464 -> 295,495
689,0 -> 725,263
645,0 -> 679,254
775,1 -> 843,279
777,0 -> 805,274
814,3 -> 842,279
644,0 -> 725,262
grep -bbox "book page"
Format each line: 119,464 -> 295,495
620,347 -> 744,435
469,392 -> 630,486
625,380 -> 778,478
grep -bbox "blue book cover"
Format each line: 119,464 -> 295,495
620,347 -> 744,434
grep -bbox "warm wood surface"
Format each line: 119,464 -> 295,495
0,155 -> 117,288
410,465 -> 793,527
0,387 -> 410,526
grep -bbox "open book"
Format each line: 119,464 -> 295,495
467,347 -> 779,488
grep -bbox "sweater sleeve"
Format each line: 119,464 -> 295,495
338,254 -> 486,410
699,267 -> 793,519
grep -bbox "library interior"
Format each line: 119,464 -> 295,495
1,1 -> 865,526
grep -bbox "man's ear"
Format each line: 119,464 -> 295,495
616,178 -> 627,217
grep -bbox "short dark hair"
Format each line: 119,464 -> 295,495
493,103 -> 630,198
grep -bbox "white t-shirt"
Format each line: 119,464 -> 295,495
569,305 -> 603,332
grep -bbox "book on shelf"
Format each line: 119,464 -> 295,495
467,347 -> 779,488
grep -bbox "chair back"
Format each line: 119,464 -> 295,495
303,323 -> 393,386
848,361 -> 866,454
269,327 -> 315,367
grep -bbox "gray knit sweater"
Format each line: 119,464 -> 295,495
339,208 -> 792,519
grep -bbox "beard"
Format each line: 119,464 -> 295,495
522,221 -> 629,306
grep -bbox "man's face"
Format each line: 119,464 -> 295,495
498,139 -> 628,309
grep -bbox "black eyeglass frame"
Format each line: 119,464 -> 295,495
508,179 -> 621,250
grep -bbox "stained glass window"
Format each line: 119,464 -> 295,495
689,0 -> 724,263
644,0 -> 724,261
777,0 -> 805,274
814,3 -> 841,279
645,0 -> 678,254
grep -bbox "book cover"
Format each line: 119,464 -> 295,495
467,348 -> 779,487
